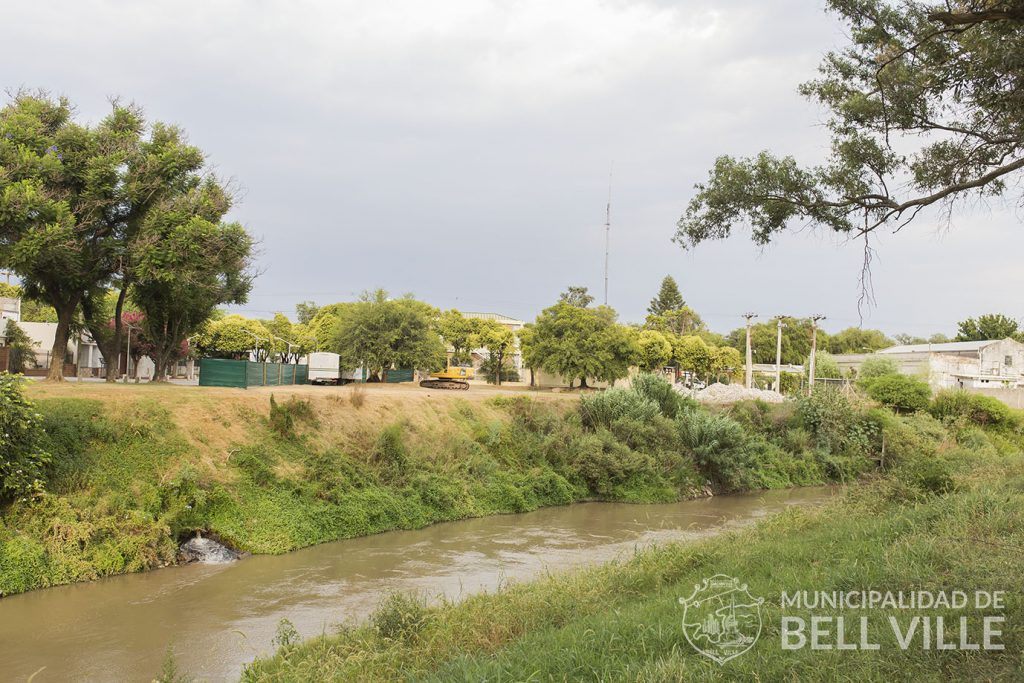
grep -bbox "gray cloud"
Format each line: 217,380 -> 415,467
3,0 -> 1021,338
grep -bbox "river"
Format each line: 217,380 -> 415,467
0,486 -> 835,682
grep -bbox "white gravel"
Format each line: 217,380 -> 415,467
677,382 -> 788,404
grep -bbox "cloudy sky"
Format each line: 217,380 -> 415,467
4,0 -> 1022,338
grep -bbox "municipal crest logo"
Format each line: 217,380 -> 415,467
678,574 -> 764,664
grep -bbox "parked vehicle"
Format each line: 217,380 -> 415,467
307,352 -> 365,385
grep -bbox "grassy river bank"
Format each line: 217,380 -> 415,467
3,375 -> 878,597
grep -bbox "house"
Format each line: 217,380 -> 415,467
16,321 -> 102,376
834,338 -> 1024,389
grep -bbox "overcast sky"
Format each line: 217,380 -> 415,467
4,0 -> 1022,337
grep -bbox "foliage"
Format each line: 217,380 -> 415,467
726,317 -> 823,366
579,387 -> 660,430
0,373 -> 50,500
372,592 -> 430,643
195,315 -> 272,360
857,355 -> 899,382
635,330 -> 673,371
0,92 -> 212,380
629,373 -> 690,419
647,275 -> 685,315
930,390 -> 1013,427
676,2 -> 1024,248
674,409 -> 754,491
558,286 -> 593,308
333,290 -> 445,379
527,288 -> 637,387
436,310 -> 481,365
827,327 -> 892,354
809,350 -> 841,379
955,313 -> 1020,341
268,395 -> 315,439
3,319 -> 37,373
865,374 -> 931,413
475,319 -> 516,385
0,283 -> 56,322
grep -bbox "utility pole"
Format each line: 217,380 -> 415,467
775,318 -> 785,393
603,165 -> 613,306
743,313 -> 757,388
808,314 -> 826,395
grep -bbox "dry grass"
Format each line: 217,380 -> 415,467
25,381 -> 578,480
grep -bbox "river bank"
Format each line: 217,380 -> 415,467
243,448 -> 1024,681
0,487 -> 833,681
1,375 -> 867,597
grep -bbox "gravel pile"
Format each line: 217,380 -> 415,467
678,382 -> 787,404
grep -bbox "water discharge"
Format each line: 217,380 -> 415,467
0,487 -> 835,681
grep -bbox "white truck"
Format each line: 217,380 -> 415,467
307,352 -> 365,385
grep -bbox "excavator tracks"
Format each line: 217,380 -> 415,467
418,379 -> 470,390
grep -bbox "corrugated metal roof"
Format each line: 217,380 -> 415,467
462,312 -> 525,326
878,339 -> 1004,354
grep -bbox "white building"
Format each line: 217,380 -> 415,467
462,312 -> 526,374
834,338 -> 1024,389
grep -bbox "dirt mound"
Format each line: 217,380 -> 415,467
680,382 -> 787,404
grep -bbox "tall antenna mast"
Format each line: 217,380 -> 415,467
604,164 -> 613,306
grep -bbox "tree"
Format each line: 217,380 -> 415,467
528,291 -> 634,388
673,335 -> 713,380
333,290 -> 444,381
956,313 -> 1019,341
726,317 -> 824,366
636,329 -> 673,372
194,315 -> 270,361
0,93 -> 206,380
857,355 -> 900,383
648,275 -> 685,316
559,286 -> 594,308
644,306 -> 704,336
131,180 -> 254,379
828,327 -> 893,354
295,301 -> 320,325
475,319 -> 516,385
3,319 -> 37,373
710,346 -> 744,383
676,3 -> 1024,269
436,310 -> 481,365
894,332 -> 950,345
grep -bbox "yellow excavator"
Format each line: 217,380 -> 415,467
419,361 -> 474,390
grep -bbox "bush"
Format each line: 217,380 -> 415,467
372,592 -> 429,642
857,356 -> 900,383
268,395 -> 315,438
579,387 -> 659,430
675,410 -> 753,491
865,375 -> 931,413
930,390 -> 1012,427
629,373 -> 691,418
0,373 -> 51,501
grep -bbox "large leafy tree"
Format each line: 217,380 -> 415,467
333,290 -> 445,381
528,287 -> 636,388
676,2 -> 1024,276
0,93 -> 205,380
436,309 -> 482,365
131,179 -> 253,379
956,313 -> 1020,341
726,317 -> 825,365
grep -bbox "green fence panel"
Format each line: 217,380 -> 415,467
384,368 -> 414,383
199,358 -> 310,388
198,358 -> 248,388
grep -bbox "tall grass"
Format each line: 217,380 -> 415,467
243,452 -> 1024,681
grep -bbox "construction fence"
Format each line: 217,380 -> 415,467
198,358 -> 309,389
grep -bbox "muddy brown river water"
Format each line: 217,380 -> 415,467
0,487 -> 836,682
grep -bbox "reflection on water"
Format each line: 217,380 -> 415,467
0,487 -> 835,682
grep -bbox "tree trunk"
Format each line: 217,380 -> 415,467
529,367 -> 535,387
47,304 -> 77,382
106,287 -> 127,382
495,352 -> 503,386
579,377 -> 589,389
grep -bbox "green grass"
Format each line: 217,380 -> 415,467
242,451 -> 1024,682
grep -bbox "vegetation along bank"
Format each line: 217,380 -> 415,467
0,370 -> 915,597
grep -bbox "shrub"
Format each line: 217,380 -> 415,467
865,375 -> 931,413
930,390 -> 1012,427
371,592 -> 429,642
0,373 -> 51,501
857,356 -> 900,383
373,424 -> 409,474
579,388 -> 659,430
268,395 -> 316,438
675,410 -> 753,491
629,373 -> 691,418
349,384 -> 366,408
796,387 -> 876,455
